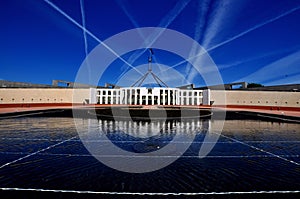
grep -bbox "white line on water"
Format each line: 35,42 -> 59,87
43,0 -> 143,75
0,136 -> 77,169
0,151 -> 299,159
1,137 -> 300,144
217,133 -> 300,166
0,187 -> 299,195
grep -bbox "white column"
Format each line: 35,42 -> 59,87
151,95 -> 154,105
191,91 -> 195,105
99,90 -> 102,104
116,91 -> 119,104
134,89 -> 137,105
172,90 -> 175,105
158,90 -> 161,105
128,89 -> 132,105
124,89 -> 127,104
167,89 -> 170,105
105,92 -> 108,104
163,90 -> 166,105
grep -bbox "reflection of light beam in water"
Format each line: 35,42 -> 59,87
164,5 -> 300,73
43,0 -> 143,76
115,0 -> 191,82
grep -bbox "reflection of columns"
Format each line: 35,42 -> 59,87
133,121 -> 137,136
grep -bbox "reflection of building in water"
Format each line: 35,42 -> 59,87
97,119 -> 208,137
92,87 -> 210,106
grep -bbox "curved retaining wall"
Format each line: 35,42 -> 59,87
211,90 -> 300,110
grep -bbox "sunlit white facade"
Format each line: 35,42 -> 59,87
90,87 -> 210,105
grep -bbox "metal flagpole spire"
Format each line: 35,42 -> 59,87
131,49 -> 168,87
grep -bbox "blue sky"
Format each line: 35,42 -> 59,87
0,0 -> 300,87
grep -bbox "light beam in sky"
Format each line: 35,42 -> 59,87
115,0 -> 191,83
79,0 -> 92,82
237,50 -> 300,85
80,0 -> 88,58
43,0 -> 144,76
165,5 -> 300,75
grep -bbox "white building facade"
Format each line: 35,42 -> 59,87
90,87 -> 210,106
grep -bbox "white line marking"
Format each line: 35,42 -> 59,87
217,133 -> 300,166
0,187 -> 299,195
0,151 -> 298,159
2,137 -> 299,144
0,136 -> 77,169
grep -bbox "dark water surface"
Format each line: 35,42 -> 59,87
0,117 -> 299,198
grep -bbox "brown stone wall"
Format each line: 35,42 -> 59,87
0,88 -> 90,105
